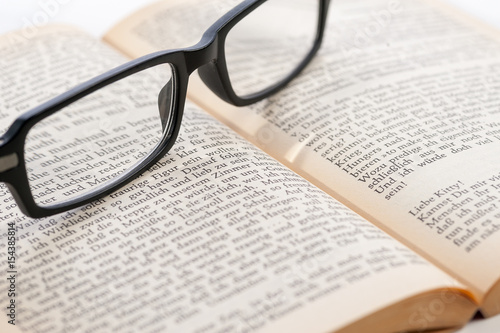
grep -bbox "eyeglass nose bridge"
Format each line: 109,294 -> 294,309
183,33 -> 220,75
179,33 -> 239,107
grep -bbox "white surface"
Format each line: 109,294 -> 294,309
0,0 -> 498,36
0,0 -> 499,332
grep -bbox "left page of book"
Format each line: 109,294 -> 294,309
0,25 -> 476,332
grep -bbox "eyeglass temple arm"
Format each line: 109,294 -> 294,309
157,79 -> 173,132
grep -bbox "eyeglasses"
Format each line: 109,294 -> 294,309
0,0 -> 330,218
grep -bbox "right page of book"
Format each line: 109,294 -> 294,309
185,0 -> 500,314
105,0 -> 500,314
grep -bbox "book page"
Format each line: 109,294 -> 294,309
0,25 -> 475,332
105,0 -> 500,313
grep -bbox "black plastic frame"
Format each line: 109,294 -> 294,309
0,0 -> 331,218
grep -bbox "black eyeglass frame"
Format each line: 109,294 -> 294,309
0,0 -> 331,218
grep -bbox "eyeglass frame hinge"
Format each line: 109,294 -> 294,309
0,153 -> 19,173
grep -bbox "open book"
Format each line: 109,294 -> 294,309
1,0 -> 500,331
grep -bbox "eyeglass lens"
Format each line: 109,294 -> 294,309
225,0 -> 319,96
24,64 -> 175,206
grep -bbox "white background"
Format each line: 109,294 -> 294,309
0,0 -> 499,37
0,0 -> 499,332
